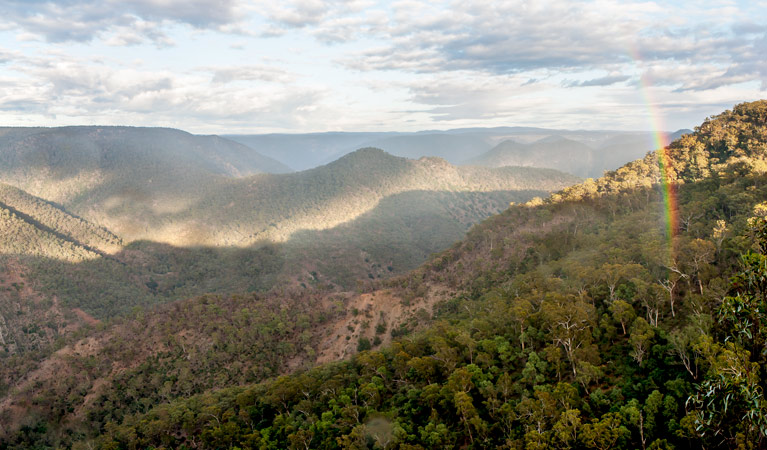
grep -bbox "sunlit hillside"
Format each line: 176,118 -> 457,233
0,133 -> 579,247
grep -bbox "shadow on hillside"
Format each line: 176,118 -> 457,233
10,188 -> 549,319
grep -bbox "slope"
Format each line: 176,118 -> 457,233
16,151 -> 576,320
6,100 -> 760,449
184,149 -> 580,247
0,191 -> 105,360
0,183 -> 122,255
0,126 -> 292,240
0,199 -> 101,262
0,138 -> 578,247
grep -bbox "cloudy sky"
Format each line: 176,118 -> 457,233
0,0 -> 764,134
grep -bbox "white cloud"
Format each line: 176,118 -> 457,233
0,0 -> 248,44
207,65 -> 295,84
0,52 -> 331,131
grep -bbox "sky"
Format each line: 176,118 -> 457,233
0,0 -> 764,134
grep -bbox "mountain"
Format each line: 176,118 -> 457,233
0,136 -> 578,247
464,136 -> 602,177
225,132 -> 401,171
185,148 -> 578,247
5,149 -> 576,321
226,128 -> 683,175
0,126 -> 292,177
465,130 -> 692,178
465,136 -> 594,176
0,140 -> 579,446
0,126 -> 291,221
348,133 -> 493,165
0,139 -> 577,347
2,101 -> 762,449
225,132 -> 496,170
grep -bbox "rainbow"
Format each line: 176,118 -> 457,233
631,46 -> 677,263
657,144 -> 677,259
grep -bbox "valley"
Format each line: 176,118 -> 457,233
1,102 -> 765,449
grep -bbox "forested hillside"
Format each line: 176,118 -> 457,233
0,128 -> 578,247
0,129 -> 577,433
0,183 -> 122,256
0,100 -> 760,449
0,126 -> 292,244
0,149 -> 574,323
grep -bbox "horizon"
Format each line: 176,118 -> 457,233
0,123 -> 695,136
0,1 -> 763,134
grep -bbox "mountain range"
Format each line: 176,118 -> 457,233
2,101 -> 756,449
226,128 -> 691,174
0,128 -> 579,353
464,130 -> 691,178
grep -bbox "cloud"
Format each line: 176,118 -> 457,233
0,0 -> 764,133
207,65 -> 295,84
322,0 -> 765,94
0,53 -> 330,131
259,0 -> 330,28
565,75 -> 631,88
256,0 -> 384,40
395,71 -> 556,122
0,0 -> 248,44
339,1 -> 653,73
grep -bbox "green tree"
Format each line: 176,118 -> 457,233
628,318 -> 654,365
609,300 -> 636,335
689,218 -> 767,447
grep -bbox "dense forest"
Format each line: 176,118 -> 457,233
3,100 -> 767,449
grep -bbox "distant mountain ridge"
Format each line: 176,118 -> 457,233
0,133 -> 579,247
465,129 -> 691,177
0,126 -> 291,176
226,128 -> 689,174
